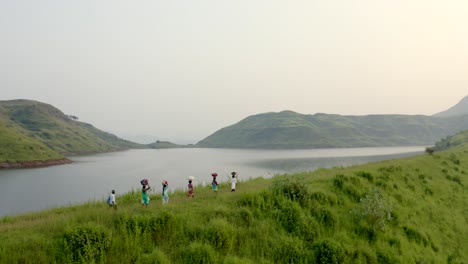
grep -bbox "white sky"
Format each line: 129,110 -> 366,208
1,1 -> 467,143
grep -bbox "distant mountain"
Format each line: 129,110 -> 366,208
147,140 -> 190,149
433,95 -> 468,117
115,133 -> 160,144
0,99 -> 143,165
196,110 -> 468,149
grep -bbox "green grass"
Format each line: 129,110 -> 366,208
0,100 -> 146,162
1,145 -> 467,263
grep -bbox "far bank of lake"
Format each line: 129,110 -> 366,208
0,146 -> 423,217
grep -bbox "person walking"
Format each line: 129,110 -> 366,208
107,190 -> 117,209
141,179 -> 151,207
187,176 -> 195,198
162,180 -> 169,204
211,173 -> 218,193
231,172 -> 237,192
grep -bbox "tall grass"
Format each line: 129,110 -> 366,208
0,146 -> 467,263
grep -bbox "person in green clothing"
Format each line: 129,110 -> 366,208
211,173 -> 218,193
141,179 -> 151,207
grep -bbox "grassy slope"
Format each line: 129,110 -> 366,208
0,106 -> 64,161
0,146 -> 466,263
435,130 -> 468,151
0,100 -> 144,162
197,111 -> 468,149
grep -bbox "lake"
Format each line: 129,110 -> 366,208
0,146 -> 423,217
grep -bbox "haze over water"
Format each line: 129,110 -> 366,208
0,146 -> 423,217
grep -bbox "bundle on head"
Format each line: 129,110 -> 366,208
141,179 -> 149,185
211,172 -> 218,177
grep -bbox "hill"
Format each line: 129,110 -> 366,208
433,95 -> 468,117
147,140 -> 189,149
434,129 -> 468,151
197,110 -> 468,149
0,99 -> 144,165
0,143 -> 466,263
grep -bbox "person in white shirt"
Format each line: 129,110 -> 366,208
108,190 -> 117,209
231,172 -> 237,192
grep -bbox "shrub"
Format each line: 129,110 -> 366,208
222,255 -> 255,264
178,242 -> 216,264
148,210 -> 179,242
310,191 -> 336,206
403,226 -> 428,246
351,248 -> 378,264
355,171 -> 374,182
449,154 -> 461,165
312,240 -> 344,264
446,175 -> 463,186
311,208 -> 337,231
425,147 -> 434,155
350,189 -> 393,231
61,223 -> 111,263
277,200 -> 303,233
137,249 -> 171,264
234,207 -> 254,227
272,235 -> 308,263
271,177 -> 310,207
204,218 -> 236,253
333,174 -> 345,190
354,225 -> 377,243
299,217 -> 320,244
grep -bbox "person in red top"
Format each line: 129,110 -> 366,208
187,179 -> 194,198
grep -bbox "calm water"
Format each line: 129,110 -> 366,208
0,147 -> 423,217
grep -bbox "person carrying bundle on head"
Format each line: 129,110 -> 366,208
187,176 -> 195,198
211,173 -> 218,193
231,172 -> 238,192
141,179 -> 151,207
162,180 -> 169,204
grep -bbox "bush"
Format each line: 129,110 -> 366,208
137,249 -> 171,264
234,207 -> 254,228
178,242 -> 216,264
277,200 -> 303,233
312,240 -> 344,264
272,235 -> 308,263
350,189 -> 393,231
311,208 -> 337,231
61,223 -> 111,263
222,255 -> 255,264
203,218 -> 236,253
333,174 -> 345,190
403,226 -> 428,246
310,191 -> 336,206
354,171 -> 374,182
271,177 -> 310,207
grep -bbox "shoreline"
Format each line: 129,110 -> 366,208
0,158 -> 73,169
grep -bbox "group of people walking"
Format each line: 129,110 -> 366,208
107,171 -> 239,208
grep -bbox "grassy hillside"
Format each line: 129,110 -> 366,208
197,111 -> 468,149
0,146 -> 466,263
0,113 -> 63,161
434,129 -> 468,151
0,99 -> 144,162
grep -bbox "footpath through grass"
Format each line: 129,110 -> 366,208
0,146 -> 467,263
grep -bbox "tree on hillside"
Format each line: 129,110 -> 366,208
67,115 -> 79,121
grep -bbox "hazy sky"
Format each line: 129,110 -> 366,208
2,1 -> 467,143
